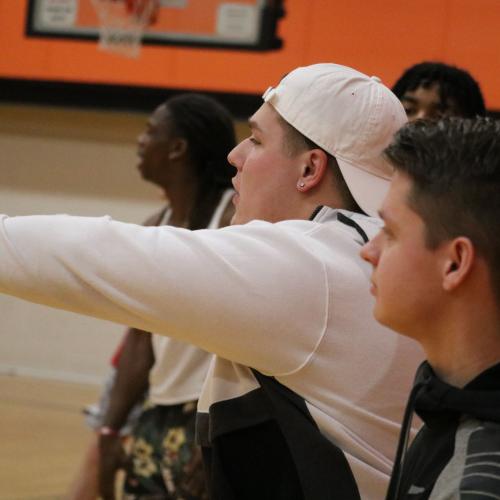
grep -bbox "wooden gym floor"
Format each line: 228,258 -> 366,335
0,374 -> 99,500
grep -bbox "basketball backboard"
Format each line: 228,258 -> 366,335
26,0 -> 284,51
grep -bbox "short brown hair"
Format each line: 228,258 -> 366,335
385,117 -> 500,302
277,115 -> 362,213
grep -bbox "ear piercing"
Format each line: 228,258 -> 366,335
298,181 -> 305,188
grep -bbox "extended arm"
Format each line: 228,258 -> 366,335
0,214 -> 328,375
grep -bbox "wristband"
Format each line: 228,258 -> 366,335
99,426 -> 120,437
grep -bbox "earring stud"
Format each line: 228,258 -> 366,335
298,182 -> 305,188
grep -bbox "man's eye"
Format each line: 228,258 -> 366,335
249,137 -> 260,145
404,107 -> 416,117
382,226 -> 393,239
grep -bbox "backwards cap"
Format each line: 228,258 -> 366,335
263,63 -> 407,216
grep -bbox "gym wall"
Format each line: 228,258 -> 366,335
1,0 -> 499,109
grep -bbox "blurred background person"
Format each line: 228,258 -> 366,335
392,61 -> 486,121
67,92 -> 236,500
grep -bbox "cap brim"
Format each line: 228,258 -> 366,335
336,157 -> 392,218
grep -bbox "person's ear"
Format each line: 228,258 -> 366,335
168,138 -> 188,161
296,149 -> 329,192
442,237 -> 475,292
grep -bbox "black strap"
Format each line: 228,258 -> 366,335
309,205 -> 324,221
337,212 -> 369,243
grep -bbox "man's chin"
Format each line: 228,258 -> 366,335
374,308 -> 415,340
373,306 -> 389,328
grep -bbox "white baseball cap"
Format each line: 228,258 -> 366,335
262,63 -> 407,217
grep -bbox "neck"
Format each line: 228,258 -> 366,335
161,169 -> 199,228
421,298 -> 500,388
300,181 -> 348,220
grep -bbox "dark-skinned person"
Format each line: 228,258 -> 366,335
392,61 -> 485,122
67,93 -> 235,500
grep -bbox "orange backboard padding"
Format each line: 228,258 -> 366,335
1,0 -> 499,109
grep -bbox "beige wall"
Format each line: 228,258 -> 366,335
0,104 -> 166,384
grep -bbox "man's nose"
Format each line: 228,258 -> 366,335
227,141 -> 244,171
360,237 -> 379,266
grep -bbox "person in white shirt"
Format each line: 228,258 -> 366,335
0,63 -> 423,500
68,93 -> 235,500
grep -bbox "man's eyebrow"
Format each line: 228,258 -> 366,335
378,208 -> 399,229
248,118 -> 263,132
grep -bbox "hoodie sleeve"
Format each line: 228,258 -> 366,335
0,214 -> 329,376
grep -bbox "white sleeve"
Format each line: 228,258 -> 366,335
0,214 -> 329,376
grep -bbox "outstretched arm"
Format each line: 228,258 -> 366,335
0,214 -> 328,375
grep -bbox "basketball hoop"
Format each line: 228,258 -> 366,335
92,0 -> 159,58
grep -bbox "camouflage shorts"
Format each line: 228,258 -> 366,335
123,401 -> 208,500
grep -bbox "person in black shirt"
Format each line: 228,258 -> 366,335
362,117 -> 500,499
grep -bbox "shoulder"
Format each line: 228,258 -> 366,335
279,208 -> 382,256
431,419 -> 500,499
142,206 -> 170,227
458,419 -> 500,487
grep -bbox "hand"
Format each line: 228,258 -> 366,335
98,433 -> 127,500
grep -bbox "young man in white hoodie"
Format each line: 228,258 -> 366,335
0,63 -> 422,499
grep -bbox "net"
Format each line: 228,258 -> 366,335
91,0 -> 159,58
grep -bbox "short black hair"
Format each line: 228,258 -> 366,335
385,117 -> 500,301
392,62 -> 486,118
